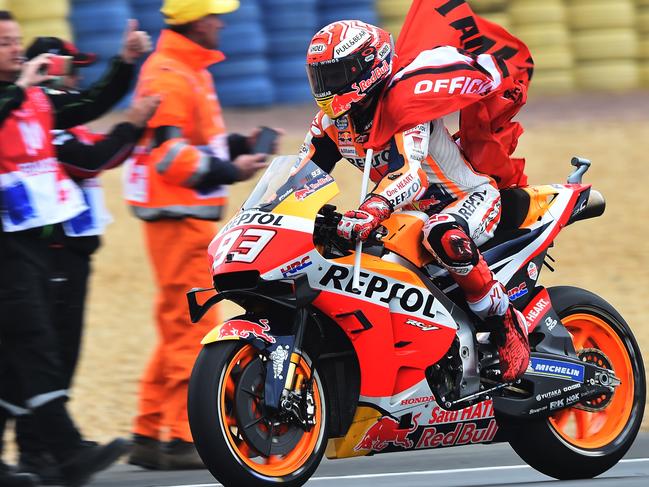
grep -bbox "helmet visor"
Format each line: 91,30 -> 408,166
306,55 -> 367,99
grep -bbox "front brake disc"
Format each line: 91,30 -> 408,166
234,356 -> 303,456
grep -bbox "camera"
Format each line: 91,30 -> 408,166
45,55 -> 73,77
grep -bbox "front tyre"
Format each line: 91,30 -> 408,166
188,341 -> 328,487
505,286 -> 646,480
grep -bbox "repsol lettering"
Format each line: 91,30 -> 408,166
401,288 -> 424,312
389,181 -> 421,208
347,150 -> 391,169
319,265 -> 438,319
222,212 -> 284,233
458,190 -> 487,220
365,275 -> 389,298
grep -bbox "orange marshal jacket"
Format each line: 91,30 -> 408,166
125,30 -> 237,221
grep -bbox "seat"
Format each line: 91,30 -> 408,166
479,188 -> 531,252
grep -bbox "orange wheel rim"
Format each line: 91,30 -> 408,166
548,313 -> 634,449
219,344 -> 324,477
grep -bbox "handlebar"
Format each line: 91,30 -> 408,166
315,204 -> 387,250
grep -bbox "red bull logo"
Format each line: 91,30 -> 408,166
338,131 -> 353,145
294,175 -> 333,201
330,90 -> 364,117
355,413 -> 420,452
415,419 -> 498,449
338,132 -> 354,145
217,319 -> 276,344
294,188 -> 311,201
409,198 -> 441,213
355,60 -> 390,93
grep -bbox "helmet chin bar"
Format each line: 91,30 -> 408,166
350,81 -> 385,133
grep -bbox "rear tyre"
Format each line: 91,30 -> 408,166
503,286 -> 645,479
188,341 -> 328,487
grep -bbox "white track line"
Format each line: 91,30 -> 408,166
156,458 -> 649,487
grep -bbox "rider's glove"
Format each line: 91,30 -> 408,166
337,194 -> 392,241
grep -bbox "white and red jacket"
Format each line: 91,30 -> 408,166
0,57 -> 136,233
55,126 -> 112,237
299,110 -> 496,215
0,87 -> 85,232
53,123 -> 140,236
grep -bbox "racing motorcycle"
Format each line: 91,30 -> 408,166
187,155 -> 645,487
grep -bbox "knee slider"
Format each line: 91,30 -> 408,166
423,214 -> 478,268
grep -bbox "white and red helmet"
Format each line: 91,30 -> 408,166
306,20 -> 393,119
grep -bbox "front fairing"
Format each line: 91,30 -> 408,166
208,157 -> 339,277
206,156 -> 462,400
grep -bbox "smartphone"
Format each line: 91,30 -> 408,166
47,55 -> 74,77
252,127 -> 279,155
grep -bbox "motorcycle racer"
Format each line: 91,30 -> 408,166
301,20 -> 529,381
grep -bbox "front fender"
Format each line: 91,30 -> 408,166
201,317 -> 278,346
201,316 -> 295,410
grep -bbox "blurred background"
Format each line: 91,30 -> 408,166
1,0 -> 647,446
3,0 -> 649,103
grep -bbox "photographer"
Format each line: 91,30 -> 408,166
8,36 -> 160,485
0,11 -> 152,487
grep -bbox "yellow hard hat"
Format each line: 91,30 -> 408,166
161,0 -> 240,25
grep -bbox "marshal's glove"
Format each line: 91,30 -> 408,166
337,194 -> 392,241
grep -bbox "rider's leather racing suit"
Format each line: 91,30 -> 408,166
298,110 -> 509,323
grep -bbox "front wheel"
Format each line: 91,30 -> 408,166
188,341 -> 329,487
504,286 -> 646,479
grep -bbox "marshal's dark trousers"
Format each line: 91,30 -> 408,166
14,233 -> 100,457
0,229 -> 84,461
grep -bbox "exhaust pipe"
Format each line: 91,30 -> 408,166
570,189 -> 606,224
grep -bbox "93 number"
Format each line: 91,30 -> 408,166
212,228 -> 275,268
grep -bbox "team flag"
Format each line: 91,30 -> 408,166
367,0 -> 534,188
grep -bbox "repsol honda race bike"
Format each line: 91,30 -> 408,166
187,155 -> 645,487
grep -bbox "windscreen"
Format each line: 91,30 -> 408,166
241,156 -> 334,212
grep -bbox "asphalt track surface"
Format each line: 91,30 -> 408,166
86,433 -> 649,487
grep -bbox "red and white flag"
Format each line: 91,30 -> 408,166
367,0 -> 534,188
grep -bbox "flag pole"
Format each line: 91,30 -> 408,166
352,148 -> 374,292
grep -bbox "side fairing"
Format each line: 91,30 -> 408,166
325,382 -> 498,459
294,252 -> 458,398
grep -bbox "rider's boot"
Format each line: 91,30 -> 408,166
468,281 -> 530,381
488,304 -> 530,381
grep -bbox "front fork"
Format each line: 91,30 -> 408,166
283,307 -> 308,393
264,307 -> 316,430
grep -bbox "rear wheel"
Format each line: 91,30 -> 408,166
505,286 -> 645,479
188,341 -> 328,487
